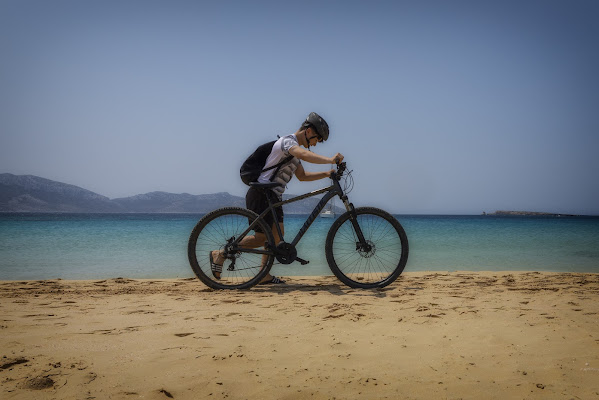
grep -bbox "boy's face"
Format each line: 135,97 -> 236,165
307,127 -> 322,146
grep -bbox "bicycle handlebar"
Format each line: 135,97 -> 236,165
332,162 -> 347,181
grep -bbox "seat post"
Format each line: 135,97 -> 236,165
265,189 -> 284,243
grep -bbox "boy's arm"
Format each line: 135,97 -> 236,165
289,146 -> 343,164
295,163 -> 334,182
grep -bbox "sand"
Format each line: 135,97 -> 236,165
1,272 -> 598,399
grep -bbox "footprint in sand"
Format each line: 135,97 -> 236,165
425,313 -> 445,318
23,376 -> 54,390
0,357 -> 29,369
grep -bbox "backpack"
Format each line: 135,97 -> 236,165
240,139 -> 293,186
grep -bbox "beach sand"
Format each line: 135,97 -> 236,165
1,272 -> 598,399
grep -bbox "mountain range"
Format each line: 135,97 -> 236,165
0,173 -> 342,214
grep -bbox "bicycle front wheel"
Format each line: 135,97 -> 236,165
325,207 -> 409,289
188,207 -> 275,289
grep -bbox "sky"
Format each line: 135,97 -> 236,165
1,0 -> 598,215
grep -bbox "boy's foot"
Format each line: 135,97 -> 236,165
259,275 -> 286,285
210,251 -> 223,280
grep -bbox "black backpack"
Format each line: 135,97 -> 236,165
240,139 -> 293,186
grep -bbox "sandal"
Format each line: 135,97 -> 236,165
259,276 -> 286,285
210,252 -> 223,280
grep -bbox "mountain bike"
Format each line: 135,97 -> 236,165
187,163 -> 409,289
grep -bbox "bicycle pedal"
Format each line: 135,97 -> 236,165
227,259 -> 236,271
296,257 -> 309,265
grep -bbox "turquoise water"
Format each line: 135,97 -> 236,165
0,213 -> 598,280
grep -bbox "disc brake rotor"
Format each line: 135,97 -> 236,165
357,240 -> 376,258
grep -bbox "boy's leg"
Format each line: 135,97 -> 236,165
212,188 -> 282,280
259,222 -> 285,283
212,232 -> 266,265
212,187 -> 271,266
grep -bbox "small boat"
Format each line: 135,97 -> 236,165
320,209 -> 334,218
321,199 -> 335,218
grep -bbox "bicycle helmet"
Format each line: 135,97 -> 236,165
302,112 -> 329,141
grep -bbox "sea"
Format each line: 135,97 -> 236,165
0,213 -> 598,280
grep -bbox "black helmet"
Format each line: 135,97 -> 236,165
302,112 -> 329,141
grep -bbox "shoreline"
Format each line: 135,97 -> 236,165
3,211 -> 599,218
1,270 -> 598,283
1,272 -> 598,399
1,270 -> 598,287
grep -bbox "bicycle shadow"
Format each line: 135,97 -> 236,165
249,277 -> 393,298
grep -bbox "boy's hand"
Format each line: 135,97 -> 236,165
332,153 -> 344,164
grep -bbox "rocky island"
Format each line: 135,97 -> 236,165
483,211 -> 579,217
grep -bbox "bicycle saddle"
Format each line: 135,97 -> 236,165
249,182 -> 282,190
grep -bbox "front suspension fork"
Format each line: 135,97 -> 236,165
341,196 -> 369,250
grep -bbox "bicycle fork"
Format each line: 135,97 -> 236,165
340,195 -> 372,253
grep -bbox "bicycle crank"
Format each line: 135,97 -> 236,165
274,242 -> 310,265
275,242 -> 297,264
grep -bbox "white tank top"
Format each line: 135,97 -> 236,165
258,135 -> 301,197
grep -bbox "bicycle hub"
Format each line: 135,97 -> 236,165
356,240 -> 375,258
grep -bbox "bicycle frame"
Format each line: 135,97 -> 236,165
231,175 -> 367,257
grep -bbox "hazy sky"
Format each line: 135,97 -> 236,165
1,0 -> 598,214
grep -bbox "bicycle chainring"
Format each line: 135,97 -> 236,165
275,242 -> 297,265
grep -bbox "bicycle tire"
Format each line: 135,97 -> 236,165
188,207 -> 275,289
325,207 -> 409,289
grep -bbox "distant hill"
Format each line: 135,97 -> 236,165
0,173 -> 342,214
111,191 -> 245,213
0,174 -> 120,212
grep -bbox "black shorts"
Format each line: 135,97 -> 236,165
246,187 -> 283,233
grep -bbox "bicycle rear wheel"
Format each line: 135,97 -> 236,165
188,207 -> 275,289
325,207 -> 409,289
